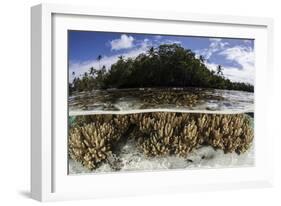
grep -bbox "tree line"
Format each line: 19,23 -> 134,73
69,43 -> 254,94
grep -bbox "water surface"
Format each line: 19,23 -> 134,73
69,88 -> 254,115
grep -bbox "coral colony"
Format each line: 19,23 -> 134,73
69,89 -> 226,111
69,113 -> 253,170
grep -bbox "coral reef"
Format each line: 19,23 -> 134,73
68,112 -> 254,170
130,113 -> 198,157
69,114 -> 131,170
69,122 -> 119,169
69,88 -> 226,111
138,89 -> 224,108
139,91 -> 199,107
201,114 -> 254,154
133,113 -> 253,157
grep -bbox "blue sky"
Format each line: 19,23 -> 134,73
69,31 -> 254,84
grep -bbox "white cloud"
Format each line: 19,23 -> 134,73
219,46 -> 254,68
217,45 -> 254,84
69,39 -> 150,82
110,34 -> 134,51
154,35 -> 162,40
196,38 -> 229,60
162,39 -> 182,45
141,38 -> 151,48
205,62 -> 254,84
195,38 -> 254,84
209,38 -> 221,42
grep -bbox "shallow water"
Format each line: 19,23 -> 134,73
69,88 -> 254,115
68,87 -> 254,175
68,113 -> 254,175
69,143 -> 254,175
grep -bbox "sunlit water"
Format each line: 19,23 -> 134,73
69,140 -> 254,174
69,88 -> 254,115
68,88 -> 254,174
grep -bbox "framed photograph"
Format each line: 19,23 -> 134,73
31,3 -> 274,201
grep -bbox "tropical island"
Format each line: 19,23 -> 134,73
69,43 -> 254,94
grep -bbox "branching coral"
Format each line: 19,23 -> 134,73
69,112 -> 254,170
129,112 -> 253,157
71,114 -> 112,127
69,122 -> 121,170
70,89 -> 226,111
139,91 -> 199,107
113,114 -> 130,133
200,114 -> 254,154
69,114 -> 131,170
134,113 -> 200,157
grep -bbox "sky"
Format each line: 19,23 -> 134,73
68,31 -> 254,84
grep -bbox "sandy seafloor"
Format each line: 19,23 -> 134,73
68,140 -> 254,175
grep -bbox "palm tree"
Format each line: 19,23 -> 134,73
89,67 -> 94,75
148,46 -> 155,57
101,65 -> 106,72
97,55 -> 102,70
216,65 -> 223,76
118,55 -> 124,61
199,55 -> 205,63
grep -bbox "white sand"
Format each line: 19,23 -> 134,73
68,141 -> 254,175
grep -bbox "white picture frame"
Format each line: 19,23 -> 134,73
31,3 -> 274,202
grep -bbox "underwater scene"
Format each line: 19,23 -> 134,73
68,31 -> 254,174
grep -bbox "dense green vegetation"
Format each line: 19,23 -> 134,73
69,43 -> 254,94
